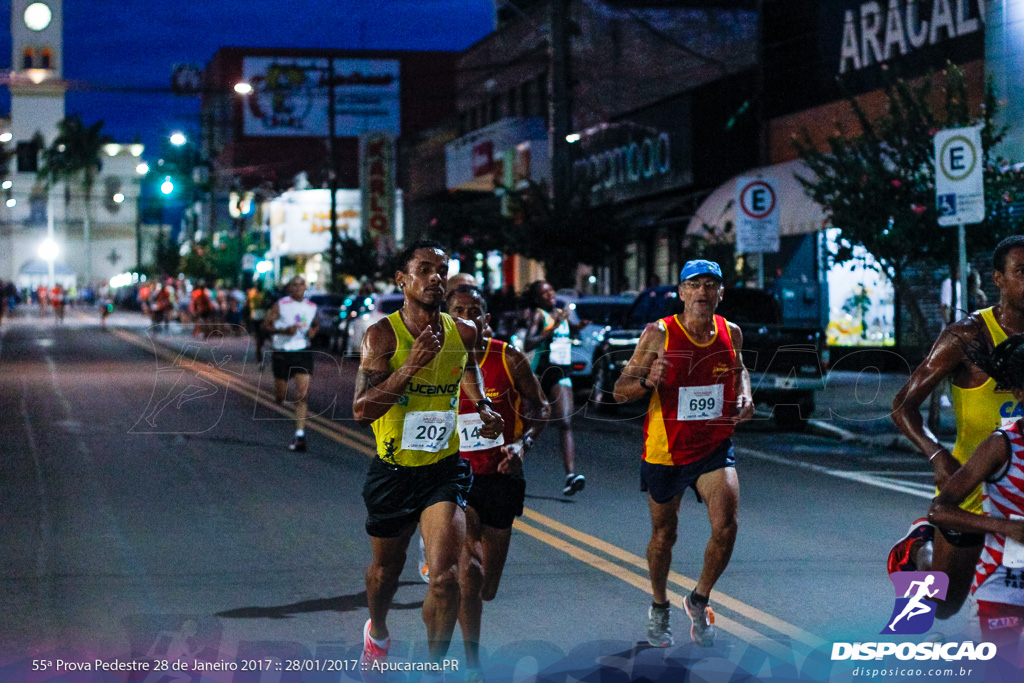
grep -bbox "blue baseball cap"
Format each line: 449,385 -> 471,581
680,259 -> 723,282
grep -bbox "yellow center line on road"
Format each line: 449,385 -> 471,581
111,325 -> 822,655
521,509 -> 825,650
110,328 -> 375,454
513,519 -> 794,661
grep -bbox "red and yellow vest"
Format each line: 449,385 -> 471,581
458,338 -> 523,474
643,314 -> 738,466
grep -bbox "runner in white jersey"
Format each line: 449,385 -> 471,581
262,276 -> 319,452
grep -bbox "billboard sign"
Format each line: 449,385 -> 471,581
242,57 -> 400,137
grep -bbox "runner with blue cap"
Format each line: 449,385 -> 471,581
613,258 -> 753,648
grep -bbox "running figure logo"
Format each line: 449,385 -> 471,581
881,571 -> 949,635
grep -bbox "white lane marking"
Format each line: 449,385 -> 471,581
19,378 -> 52,589
738,446 -> 935,500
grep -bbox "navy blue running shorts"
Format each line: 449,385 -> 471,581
640,438 -> 736,505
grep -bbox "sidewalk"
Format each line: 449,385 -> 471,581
805,369 -> 956,453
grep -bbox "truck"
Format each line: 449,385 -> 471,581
588,285 -> 829,430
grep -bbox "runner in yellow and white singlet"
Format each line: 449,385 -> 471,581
892,236 -> 1024,622
352,240 -> 503,672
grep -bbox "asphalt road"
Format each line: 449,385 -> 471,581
0,310 -> 993,683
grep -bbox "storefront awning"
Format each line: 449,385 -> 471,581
685,159 -> 827,239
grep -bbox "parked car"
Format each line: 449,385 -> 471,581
308,293 -> 348,348
589,286 -> 829,429
343,292 -> 405,356
491,294 -> 633,392
562,294 -> 634,390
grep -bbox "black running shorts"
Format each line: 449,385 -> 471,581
465,472 -> 526,530
938,525 -> 985,548
641,438 -> 736,505
270,350 -> 314,381
362,454 -> 473,538
536,363 -> 572,394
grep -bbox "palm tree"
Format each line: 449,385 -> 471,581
38,115 -> 112,285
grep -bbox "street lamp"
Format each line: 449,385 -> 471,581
39,237 -> 58,288
236,69 -> 342,293
170,132 -> 187,147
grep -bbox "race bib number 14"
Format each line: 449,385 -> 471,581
457,413 -> 505,452
401,411 -> 455,453
676,384 -> 724,421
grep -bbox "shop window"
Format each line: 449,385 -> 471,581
40,48 -> 52,69
536,73 -> 549,122
28,187 -> 47,226
22,48 -> 34,70
16,141 -> 39,173
103,176 -> 123,214
521,81 -> 533,117
507,88 -> 519,117
489,95 -> 499,123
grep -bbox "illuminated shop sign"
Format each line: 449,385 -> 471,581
833,0 -> 985,76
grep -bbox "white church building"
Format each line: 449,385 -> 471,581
0,0 -> 146,292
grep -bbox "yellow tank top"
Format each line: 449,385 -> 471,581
949,307 -> 1016,513
372,311 -> 467,467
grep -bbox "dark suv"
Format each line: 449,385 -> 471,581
589,286 -> 829,429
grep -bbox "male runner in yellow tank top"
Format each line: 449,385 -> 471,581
353,240 -> 503,673
892,236 -> 1024,621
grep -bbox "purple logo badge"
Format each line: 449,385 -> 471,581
881,571 -> 949,635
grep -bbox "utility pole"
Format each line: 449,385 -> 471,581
753,0 -> 767,289
549,0 -> 571,232
325,60 -> 341,294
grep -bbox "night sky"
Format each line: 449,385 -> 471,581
0,0 -> 494,150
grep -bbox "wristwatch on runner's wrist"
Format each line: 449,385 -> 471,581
476,398 -> 494,411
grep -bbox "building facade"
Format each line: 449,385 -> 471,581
0,0 -> 146,291
200,48 -> 457,287
425,0 -> 760,293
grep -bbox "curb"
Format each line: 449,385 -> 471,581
805,418 -> 954,455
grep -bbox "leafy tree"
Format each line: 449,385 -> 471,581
153,228 -> 180,277
793,64 -> 1024,349
180,236 -> 243,286
427,177 -> 635,291
335,237 -> 380,281
39,115 -> 113,284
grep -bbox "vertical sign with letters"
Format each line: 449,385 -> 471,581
360,131 -> 396,260
735,177 -> 780,254
934,126 -> 985,226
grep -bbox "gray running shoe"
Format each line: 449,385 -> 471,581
647,604 -> 673,647
563,473 -> 585,496
683,594 -> 716,647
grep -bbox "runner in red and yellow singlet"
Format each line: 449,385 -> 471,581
615,259 -> 753,649
447,284 -> 549,677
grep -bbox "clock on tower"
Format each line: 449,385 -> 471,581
23,3 -> 52,31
